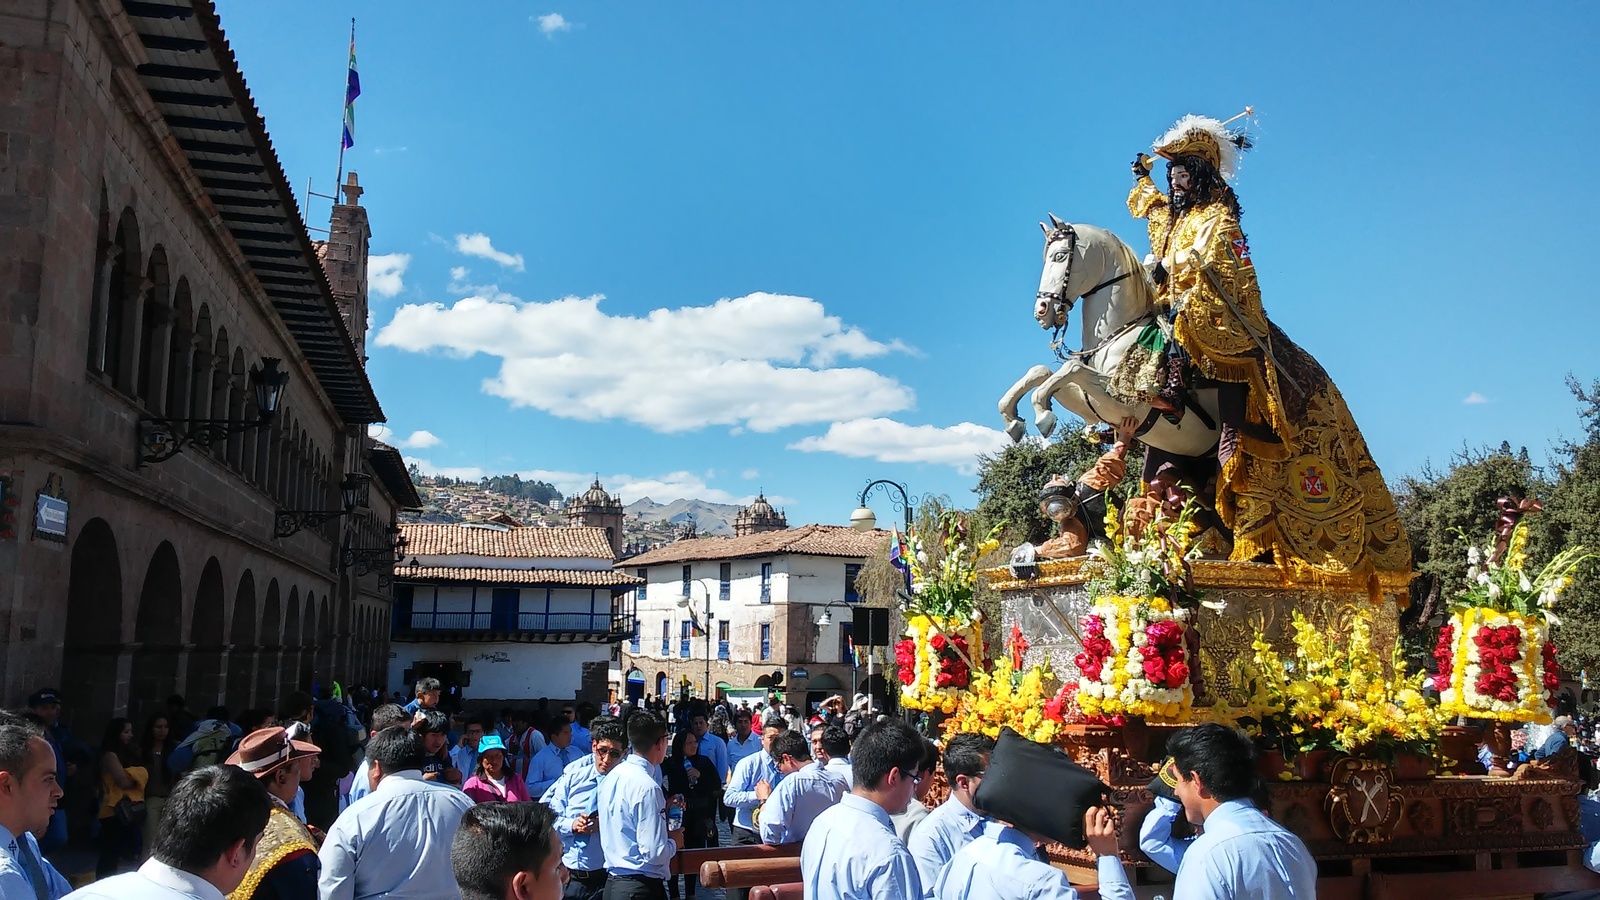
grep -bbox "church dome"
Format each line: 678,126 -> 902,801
735,492 -> 788,536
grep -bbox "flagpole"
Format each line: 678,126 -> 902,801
334,17 -> 355,192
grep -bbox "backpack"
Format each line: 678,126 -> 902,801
169,719 -> 237,775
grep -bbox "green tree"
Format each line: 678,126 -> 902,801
1537,378 -> 1600,675
972,420 -> 1145,547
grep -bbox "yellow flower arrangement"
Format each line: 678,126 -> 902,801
943,653 -> 1065,745
896,614 -> 983,714
1213,610 -> 1446,758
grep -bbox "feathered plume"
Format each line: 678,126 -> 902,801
1152,113 -> 1253,182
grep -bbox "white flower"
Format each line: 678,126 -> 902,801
1466,565 -> 1480,581
1519,574 -> 1533,593
1468,546 -> 1482,565
1488,583 -> 1502,600
1477,571 -> 1492,586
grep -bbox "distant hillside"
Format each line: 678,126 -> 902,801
400,472 -> 743,548
625,497 -> 742,537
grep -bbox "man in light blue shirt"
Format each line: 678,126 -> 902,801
345,703 -> 409,811
934,813 -> 1131,900
570,703 -> 596,755
541,718 -> 629,899
528,719 -> 580,796
757,732 -> 845,845
598,711 -> 682,898
449,717 -> 485,780
818,725 -> 854,792
0,714 -> 72,900
801,718 -> 925,900
689,708 -> 728,787
724,711 -> 763,782
318,725 -> 475,900
907,733 -> 993,895
724,717 -> 788,859
1167,724 -> 1317,900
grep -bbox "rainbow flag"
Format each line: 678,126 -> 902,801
341,32 -> 360,149
889,528 -> 910,576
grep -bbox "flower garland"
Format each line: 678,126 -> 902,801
896,614 -> 981,714
1075,595 -> 1193,722
1430,623 -> 1455,694
943,653 -> 1064,744
1436,608 -> 1553,724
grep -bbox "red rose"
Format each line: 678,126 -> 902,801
930,633 -> 948,651
1168,662 -> 1190,687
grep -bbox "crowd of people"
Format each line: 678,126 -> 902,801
0,670 -> 1343,900
16,669 -> 1600,899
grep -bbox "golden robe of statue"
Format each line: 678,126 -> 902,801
1128,173 -> 1410,586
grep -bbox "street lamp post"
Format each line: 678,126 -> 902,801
848,479 -> 917,715
678,578 -> 718,703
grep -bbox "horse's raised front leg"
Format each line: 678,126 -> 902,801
1032,362 -> 1096,439
998,364 -> 1054,443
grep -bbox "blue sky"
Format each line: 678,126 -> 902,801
217,2 -> 1598,525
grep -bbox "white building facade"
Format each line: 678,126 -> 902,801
618,510 -> 888,711
390,521 -> 640,708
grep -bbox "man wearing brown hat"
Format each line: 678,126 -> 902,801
225,726 -> 323,900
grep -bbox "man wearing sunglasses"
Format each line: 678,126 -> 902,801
542,719 -> 628,899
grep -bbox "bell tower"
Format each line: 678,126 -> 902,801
322,172 -> 371,359
567,479 -> 624,559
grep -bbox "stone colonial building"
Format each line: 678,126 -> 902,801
618,495 -> 890,710
0,0 -> 416,729
391,485 -> 640,708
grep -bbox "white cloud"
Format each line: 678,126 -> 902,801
514,468 -> 787,506
404,457 -> 487,480
375,291 -> 914,432
741,469 -> 759,480
789,418 -> 1011,475
1463,392 -> 1489,405
454,233 -> 526,271
535,13 -> 572,35
367,253 -> 410,298
369,425 -> 446,449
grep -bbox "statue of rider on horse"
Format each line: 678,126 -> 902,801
1000,113 -> 1411,588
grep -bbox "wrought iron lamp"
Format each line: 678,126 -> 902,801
137,357 -> 289,465
275,472 -> 371,538
341,523 -> 407,587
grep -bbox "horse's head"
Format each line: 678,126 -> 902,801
1035,213 -> 1079,330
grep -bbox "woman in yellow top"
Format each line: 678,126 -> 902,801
96,717 -> 148,879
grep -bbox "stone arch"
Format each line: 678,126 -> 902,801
136,245 -> 171,407
207,328 -> 230,456
129,542 -> 183,725
316,596 -> 334,688
185,557 -> 226,708
226,347 -> 247,469
282,587 -> 301,701
300,592 -> 318,690
227,570 -> 257,712
63,518 -> 123,730
165,278 -> 194,420
190,303 -> 213,421
256,579 -> 281,711
100,208 -> 142,390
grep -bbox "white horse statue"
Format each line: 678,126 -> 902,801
998,217 -> 1222,459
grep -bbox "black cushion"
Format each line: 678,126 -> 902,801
973,727 -> 1110,849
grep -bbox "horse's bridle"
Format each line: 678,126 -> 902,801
1037,223 -> 1133,355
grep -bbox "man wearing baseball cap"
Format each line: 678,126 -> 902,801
26,689 -> 74,854
226,726 -> 323,900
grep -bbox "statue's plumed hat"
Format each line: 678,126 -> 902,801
973,727 -> 1110,849
1153,114 -> 1252,182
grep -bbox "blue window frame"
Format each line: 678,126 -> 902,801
718,621 -> 730,660
680,620 -> 692,658
839,621 -> 855,666
636,568 -> 648,604
630,619 -> 641,654
660,619 -> 670,657
682,565 -> 692,598
719,562 -> 731,600
845,564 -> 862,603
760,563 -> 772,603
760,623 -> 771,660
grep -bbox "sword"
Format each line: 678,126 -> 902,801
1198,264 -> 1304,398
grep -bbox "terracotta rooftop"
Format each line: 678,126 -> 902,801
401,523 -> 615,559
620,524 -> 889,567
396,566 -> 643,588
